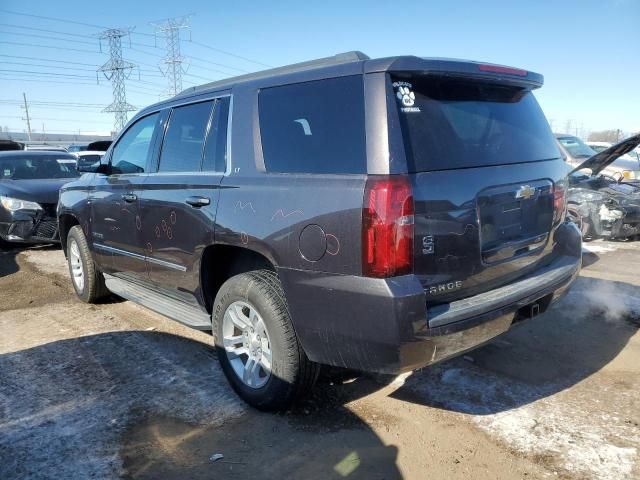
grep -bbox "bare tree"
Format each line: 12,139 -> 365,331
588,130 -> 621,143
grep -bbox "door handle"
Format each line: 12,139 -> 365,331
121,193 -> 137,203
185,196 -> 210,208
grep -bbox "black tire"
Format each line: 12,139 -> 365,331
212,269 -> 320,410
566,205 -> 590,239
66,225 -> 108,303
0,237 -> 14,250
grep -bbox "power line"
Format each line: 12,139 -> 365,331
0,41 -> 105,55
0,60 -> 99,72
0,29 -> 98,46
0,22 -> 95,39
0,54 -> 100,67
0,75 -> 109,86
0,8 -> 108,30
0,99 -> 107,106
0,69 -> 98,79
189,40 -> 272,68
1,8 -> 272,67
0,60 -> 165,77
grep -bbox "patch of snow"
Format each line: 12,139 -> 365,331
582,244 -> 617,254
400,277 -> 640,479
476,406 -> 637,480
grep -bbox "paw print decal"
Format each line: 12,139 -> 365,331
397,86 -> 415,107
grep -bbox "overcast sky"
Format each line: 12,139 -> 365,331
1,0 -> 638,136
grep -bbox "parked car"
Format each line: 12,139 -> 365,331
587,141 -> 640,174
0,151 -> 79,244
0,140 -> 24,151
72,151 -> 105,172
67,144 -> 88,153
87,140 -> 112,152
566,134 -> 640,239
557,134 -> 639,180
23,144 -> 69,153
58,52 -> 582,409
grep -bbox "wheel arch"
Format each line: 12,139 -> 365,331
58,212 -> 80,256
200,244 -> 277,313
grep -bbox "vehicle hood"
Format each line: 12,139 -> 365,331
0,178 -> 74,204
570,133 -> 640,175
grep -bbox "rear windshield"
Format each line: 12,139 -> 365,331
0,154 -> 79,180
392,75 -> 559,172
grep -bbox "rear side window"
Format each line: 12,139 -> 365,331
391,75 -> 559,172
159,101 -> 213,172
259,76 -> 366,174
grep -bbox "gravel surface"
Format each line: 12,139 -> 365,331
0,239 -> 638,479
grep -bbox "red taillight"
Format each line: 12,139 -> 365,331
478,64 -> 528,76
553,183 -> 567,223
362,176 -> 414,278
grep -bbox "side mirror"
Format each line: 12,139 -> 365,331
77,162 -> 110,174
94,163 -> 111,175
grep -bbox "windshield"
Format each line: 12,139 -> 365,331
558,136 -> 596,159
68,145 -> 88,152
392,75 -> 559,172
0,154 -> 80,180
588,145 -> 608,153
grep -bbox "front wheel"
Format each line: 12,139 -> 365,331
212,270 -> 319,410
66,225 -> 108,303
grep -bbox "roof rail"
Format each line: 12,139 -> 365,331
177,51 -> 369,97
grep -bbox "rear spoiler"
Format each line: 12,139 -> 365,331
569,133 -> 640,176
365,57 -> 544,90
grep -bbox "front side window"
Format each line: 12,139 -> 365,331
159,101 -> 214,172
111,113 -> 159,174
258,76 -> 367,174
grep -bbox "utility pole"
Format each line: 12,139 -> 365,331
98,28 -> 137,134
152,15 -> 191,97
21,92 -> 32,141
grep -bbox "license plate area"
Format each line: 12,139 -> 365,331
478,180 -> 554,264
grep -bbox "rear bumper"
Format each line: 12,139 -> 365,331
280,221 -> 582,374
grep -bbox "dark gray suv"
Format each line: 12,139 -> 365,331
58,52 -> 582,409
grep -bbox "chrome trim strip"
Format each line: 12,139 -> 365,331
93,243 -> 187,272
94,243 -> 145,260
146,255 -> 188,272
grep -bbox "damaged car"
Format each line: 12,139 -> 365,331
0,151 -> 79,245
566,133 -> 640,239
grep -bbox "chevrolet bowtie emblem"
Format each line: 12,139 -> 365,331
515,185 -> 536,200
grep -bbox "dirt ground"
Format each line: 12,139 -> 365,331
0,240 -> 638,480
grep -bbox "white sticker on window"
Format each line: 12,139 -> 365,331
393,81 -> 421,113
294,118 -> 312,136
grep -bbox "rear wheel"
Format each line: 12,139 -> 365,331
566,204 -> 590,239
212,270 -> 319,410
66,225 -> 108,303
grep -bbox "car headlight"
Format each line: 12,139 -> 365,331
0,195 -> 43,212
622,170 -> 638,180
